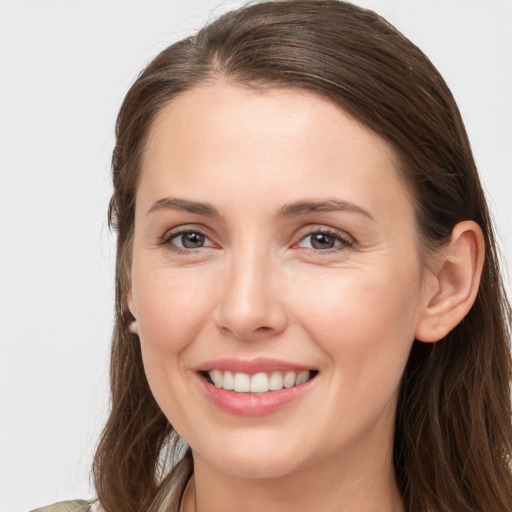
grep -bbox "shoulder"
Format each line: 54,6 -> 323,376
30,500 -> 99,512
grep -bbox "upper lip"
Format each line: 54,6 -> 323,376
196,357 -> 314,375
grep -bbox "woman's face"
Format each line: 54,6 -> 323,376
128,83 -> 435,479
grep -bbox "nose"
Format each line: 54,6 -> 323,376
214,248 -> 288,341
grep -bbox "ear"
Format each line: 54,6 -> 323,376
415,221 -> 485,343
126,290 -> 137,318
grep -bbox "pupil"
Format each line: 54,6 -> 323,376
311,233 -> 334,249
182,232 -> 204,248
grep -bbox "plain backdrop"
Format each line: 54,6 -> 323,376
1,1 -> 511,510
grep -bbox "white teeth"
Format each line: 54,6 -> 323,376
283,371 -> 296,388
207,369 -> 313,393
295,371 -> 309,386
223,371 -> 234,390
233,372 -> 250,392
269,371 -> 283,391
211,369 -> 223,388
250,372 -> 269,393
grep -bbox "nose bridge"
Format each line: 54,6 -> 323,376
215,241 -> 286,339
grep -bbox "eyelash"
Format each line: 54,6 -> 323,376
160,227 -> 354,255
295,228 -> 354,254
160,228 -> 215,255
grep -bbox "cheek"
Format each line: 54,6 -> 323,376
132,268 -> 217,432
131,267 -> 216,421
292,264 -> 421,385
296,262 -> 419,333
134,266 -> 215,355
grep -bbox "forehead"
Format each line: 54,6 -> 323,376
139,82 -> 413,222
145,82 -> 393,160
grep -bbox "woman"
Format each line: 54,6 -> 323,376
34,0 -> 512,511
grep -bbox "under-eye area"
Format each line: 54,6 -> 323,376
200,370 -> 319,393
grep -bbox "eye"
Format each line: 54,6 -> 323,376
163,229 -> 215,250
296,230 -> 352,252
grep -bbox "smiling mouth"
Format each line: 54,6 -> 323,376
200,370 -> 319,393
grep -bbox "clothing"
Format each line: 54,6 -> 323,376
30,500 -> 98,512
31,457 -> 191,512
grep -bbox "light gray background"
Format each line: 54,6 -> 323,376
1,1 -> 511,510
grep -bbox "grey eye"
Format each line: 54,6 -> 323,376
174,231 -> 206,248
309,233 -> 337,250
296,230 -> 351,252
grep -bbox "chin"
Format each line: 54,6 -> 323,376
192,437 -> 310,480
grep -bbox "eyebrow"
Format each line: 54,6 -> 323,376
147,197 -> 222,217
278,199 -> 374,220
147,197 -> 373,220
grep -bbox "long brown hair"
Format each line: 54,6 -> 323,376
93,1 -> 512,510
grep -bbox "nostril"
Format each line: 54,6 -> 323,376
218,322 -> 282,340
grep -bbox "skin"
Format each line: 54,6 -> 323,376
128,83 -> 454,512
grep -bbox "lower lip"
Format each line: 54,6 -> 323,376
198,375 -> 316,417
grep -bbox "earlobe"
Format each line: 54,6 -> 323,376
126,291 -> 139,335
415,221 -> 485,343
